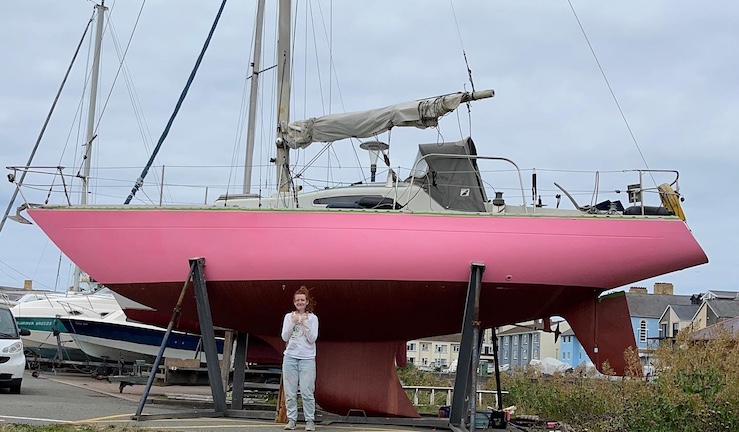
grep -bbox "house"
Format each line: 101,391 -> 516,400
405,333 -> 496,371
495,320 -> 561,369
558,328 -> 592,368
625,284 -> 692,354
658,303 -> 700,338
692,299 -> 739,330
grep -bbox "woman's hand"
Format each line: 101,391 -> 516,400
290,312 -> 300,324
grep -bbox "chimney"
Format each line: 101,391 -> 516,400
653,282 -> 674,295
23,279 -> 33,291
629,286 -> 648,294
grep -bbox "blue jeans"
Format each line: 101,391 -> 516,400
282,356 -> 316,422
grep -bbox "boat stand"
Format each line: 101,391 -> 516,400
133,257 -> 259,421
447,262 -> 486,432
133,260 -> 497,430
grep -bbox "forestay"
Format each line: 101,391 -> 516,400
284,90 -> 493,149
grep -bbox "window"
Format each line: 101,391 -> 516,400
513,350 -> 518,360
533,333 -> 539,343
639,320 -> 648,343
504,337 -> 509,346
407,343 -> 416,351
312,195 -> 383,206
422,358 -> 429,365
660,324 -> 667,338
503,350 -> 508,360
513,337 -> 518,346
672,323 -> 680,337
483,346 -> 491,355
533,348 -> 539,359
522,334 -> 528,344
421,343 -> 430,352
435,344 -> 447,353
522,349 -> 528,359
453,344 -> 460,353
407,357 -> 415,364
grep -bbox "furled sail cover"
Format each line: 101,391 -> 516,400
408,137 -> 488,212
284,91 -> 492,149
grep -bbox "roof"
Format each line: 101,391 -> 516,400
670,304 -> 701,320
692,316 -> 739,340
705,299 -> 739,319
497,324 -> 543,336
626,293 -> 693,319
704,290 -> 739,300
418,333 -> 462,343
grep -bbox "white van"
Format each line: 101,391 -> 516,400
0,304 -> 30,394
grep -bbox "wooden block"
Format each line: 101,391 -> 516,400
164,358 -> 201,368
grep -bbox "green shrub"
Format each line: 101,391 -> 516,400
491,330 -> 739,431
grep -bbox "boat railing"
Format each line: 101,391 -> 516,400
6,165 -> 73,207
621,169 -> 680,216
55,298 -> 110,318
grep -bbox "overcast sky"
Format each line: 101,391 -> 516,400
0,0 -> 736,295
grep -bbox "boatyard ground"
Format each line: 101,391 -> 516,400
3,330 -> 739,432
0,371 -> 424,432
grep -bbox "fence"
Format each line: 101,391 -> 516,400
402,386 -> 508,409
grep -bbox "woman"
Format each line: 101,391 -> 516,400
281,286 -> 319,430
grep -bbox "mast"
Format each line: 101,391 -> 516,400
72,1 -> 106,292
242,0 -> 265,194
275,0 -> 292,195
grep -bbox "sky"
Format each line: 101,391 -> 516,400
0,0 -> 736,295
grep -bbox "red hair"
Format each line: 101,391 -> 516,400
294,285 -> 315,313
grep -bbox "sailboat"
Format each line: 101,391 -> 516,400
14,0 -> 707,418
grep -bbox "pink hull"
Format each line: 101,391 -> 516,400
29,208 -> 706,290
28,207 -> 707,417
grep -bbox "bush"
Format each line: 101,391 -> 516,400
493,330 -> 739,431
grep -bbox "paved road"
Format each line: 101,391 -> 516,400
0,371 -> 424,432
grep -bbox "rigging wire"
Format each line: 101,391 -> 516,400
449,0 -> 475,93
567,0 -> 656,187
449,1 -> 476,143
225,0 -> 260,199
0,257 -> 54,291
106,13 -> 171,204
124,0 -> 228,204
0,12 -> 95,237
94,0 -> 147,133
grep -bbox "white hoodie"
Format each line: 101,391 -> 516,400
281,312 -> 319,359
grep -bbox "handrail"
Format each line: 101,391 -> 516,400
406,154 -> 528,213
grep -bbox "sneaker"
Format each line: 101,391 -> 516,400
306,421 -> 316,431
284,420 -> 296,430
